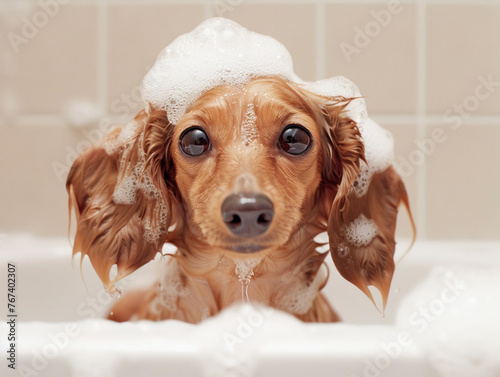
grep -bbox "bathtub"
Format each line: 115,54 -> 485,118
1,234 -> 499,377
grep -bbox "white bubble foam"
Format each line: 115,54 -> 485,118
354,118 -> 395,197
112,119 -> 168,243
298,80 -> 394,197
113,173 -> 137,205
141,17 -> 294,125
300,76 -> 368,126
298,77 -> 394,197
298,77 -> 394,196
241,103 -> 258,146
276,264 -> 328,315
157,258 -> 189,312
104,120 -> 138,155
342,214 -> 378,247
234,258 -> 259,285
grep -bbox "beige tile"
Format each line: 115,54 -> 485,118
226,3 -> 316,81
4,3 -> 99,114
107,4 -> 205,118
425,123 -> 500,239
383,122 -> 419,240
0,7 -> 15,122
426,5 -> 500,116
326,3 -> 417,115
0,123 -> 85,236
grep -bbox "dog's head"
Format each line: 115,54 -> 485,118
67,75 -> 412,309
172,77 -> 342,252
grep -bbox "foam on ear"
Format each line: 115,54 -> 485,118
300,76 -> 368,126
300,78 -> 394,197
112,121 -> 169,244
342,214 -> 378,247
354,118 -> 395,197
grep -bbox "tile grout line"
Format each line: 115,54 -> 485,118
416,0 -> 427,239
204,0 -> 213,18
14,114 -> 500,127
315,0 -> 326,81
97,1 -> 108,115
77,0 -> 500,4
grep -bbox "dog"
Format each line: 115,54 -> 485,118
67,73 -> 413,323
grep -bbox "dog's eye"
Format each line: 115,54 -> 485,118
278,124 -> 312,155
179,127 -> 211,156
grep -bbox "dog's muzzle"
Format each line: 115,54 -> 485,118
221,193 -> 274,238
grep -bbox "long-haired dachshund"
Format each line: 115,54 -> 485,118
67,74 -> 413,323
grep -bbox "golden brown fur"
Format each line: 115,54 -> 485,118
67,76 -> 413,323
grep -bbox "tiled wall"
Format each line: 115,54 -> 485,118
0,0 -> 499,240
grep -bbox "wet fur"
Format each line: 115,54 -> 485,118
67,76 -> 412,323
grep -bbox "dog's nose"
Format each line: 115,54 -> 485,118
221,194 -> 274,237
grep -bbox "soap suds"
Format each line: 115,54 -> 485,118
141,17 -> 294,125
299,77 -> 394,196
276,264 -> 328,315
241,103 -> 258,146
354,118 -> 394,197
112,120 -> 168,243
342,214 -> 379,247
104,120 -> 138,155
235,258 -> 260,302
156,258 -> 188,313
300,76 -> 367,126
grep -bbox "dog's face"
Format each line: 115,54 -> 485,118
67,75 -> 412,309
172,78 -> 325,254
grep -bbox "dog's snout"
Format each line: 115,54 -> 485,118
221,194 -> 274,238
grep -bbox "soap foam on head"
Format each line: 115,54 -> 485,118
141,17 -> 396,199
141,17 -> 294,125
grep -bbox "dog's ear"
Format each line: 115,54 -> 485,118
67,109 -> 177,294
320,103 -> 414,310
328,166 -> 413,310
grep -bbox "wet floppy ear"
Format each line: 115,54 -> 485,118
319,102 -> 414,311
327,166 -> 414,311
66,109 -> 177,294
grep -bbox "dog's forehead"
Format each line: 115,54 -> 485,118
200,81 -> 292,111
180,83 -> 287,150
